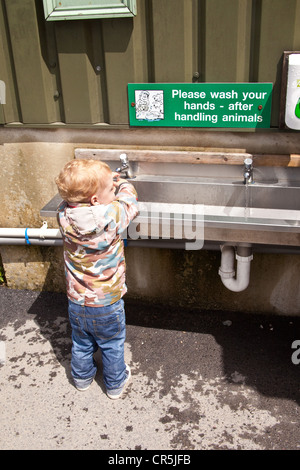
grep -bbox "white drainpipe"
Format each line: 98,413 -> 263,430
218,245 -> 253,292
0,222 -> 63,246
0,224 -> 253,292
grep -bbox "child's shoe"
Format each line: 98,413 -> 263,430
74,375 -> 95,391
107,364 -> 131,400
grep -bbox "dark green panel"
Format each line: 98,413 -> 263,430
102,18 -> 135,124
55,20 -> 107,124
4,0 -> 60,123
150,0 -> 190,82
0,1 -> 21,123
204,0 -> 252,82
0,0 -> 299,129
294,0 -> 300,47
0,106 -> 4,124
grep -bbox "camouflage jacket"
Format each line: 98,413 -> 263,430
57,182 -> 138,307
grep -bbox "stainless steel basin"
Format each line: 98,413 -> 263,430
132,175 -> 300,210
40,174 -> 300,247
130,176 -> 300,246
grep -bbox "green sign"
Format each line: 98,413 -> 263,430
128,83 -> 272,128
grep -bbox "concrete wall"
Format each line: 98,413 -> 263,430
1,127 -> 300,316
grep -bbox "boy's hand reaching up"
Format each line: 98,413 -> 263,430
112,172 -> 128,195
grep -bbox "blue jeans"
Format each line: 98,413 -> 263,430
68,298 -> 127,391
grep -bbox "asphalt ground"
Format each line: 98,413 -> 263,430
0,286 -> 299,452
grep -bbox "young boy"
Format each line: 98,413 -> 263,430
55,159 -> 138,399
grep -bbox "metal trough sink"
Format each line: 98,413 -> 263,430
39,150 -> 300,292
41,174 -> 300,248
129,175 -> 300,247
132,175 -> 300,208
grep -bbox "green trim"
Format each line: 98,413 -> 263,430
43,0 -> 137,20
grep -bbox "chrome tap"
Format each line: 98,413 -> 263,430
243,157 -> 253,184
115,153 -> 134,179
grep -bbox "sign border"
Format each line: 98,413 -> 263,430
128,83 -> 273,129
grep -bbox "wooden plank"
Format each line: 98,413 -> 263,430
74,147 -> 293,166
288,155 -> 300,167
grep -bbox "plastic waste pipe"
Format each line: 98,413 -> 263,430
0,226 -> 61,239
0,224 -> 188,249
0,226 -> 253,292
0,238 -> 63,246
0,222 -> 62,246
218,245 -> 253,292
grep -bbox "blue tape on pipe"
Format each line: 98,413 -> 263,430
25,228 -> 31,245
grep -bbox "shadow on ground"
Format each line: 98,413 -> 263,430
0,286 -> 299,407
13,289 -> 299,408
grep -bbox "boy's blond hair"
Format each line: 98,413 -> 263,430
55,159 -> 111,203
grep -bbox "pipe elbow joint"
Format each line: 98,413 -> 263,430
219,245 -> 253,293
